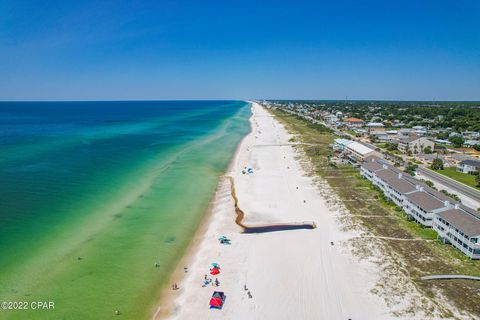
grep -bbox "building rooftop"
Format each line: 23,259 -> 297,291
398,135 -> 425,143
334,138 -> 353,146
413,126 -> 427,130
405,191 -> 446,211
361,161 -> 386,172
459,204 -> 480,220
437,209 -> 480,237
422,186 -> 452,203
375,170 -> 417,194
459,159 -> 480,168
346,141 -> 375,156
366,122 -> 384,127
345,117 -> 364,123
464,140 -> 480,146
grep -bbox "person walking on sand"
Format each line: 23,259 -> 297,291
215,278 -> 220,287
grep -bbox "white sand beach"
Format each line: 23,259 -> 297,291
155,102 -> 406,320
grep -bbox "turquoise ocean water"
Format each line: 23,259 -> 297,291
0,100 -> 251,319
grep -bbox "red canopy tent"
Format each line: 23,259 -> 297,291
210,267 -> 220,275
209,291 -> 225,309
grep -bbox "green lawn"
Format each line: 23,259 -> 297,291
345,129 -> 357,136
437,167 -> 479,189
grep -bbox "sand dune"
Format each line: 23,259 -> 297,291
156,103 -> 404,320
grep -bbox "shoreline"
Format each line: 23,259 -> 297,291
151,102 -> 254,319
155,102 -> 405,320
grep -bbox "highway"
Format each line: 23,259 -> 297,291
416,167 -> 480,203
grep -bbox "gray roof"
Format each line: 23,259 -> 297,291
364,157 -> 463,207
423,186 -> 452,203
437,209 -> 480,237
460,160 -> 480,168
398,135 -> 429,144
361,161 -> 386,172
375,168 -> 400,181
459,204 -> 480,220
376,170 -> 417,194
405,191 -> 445,211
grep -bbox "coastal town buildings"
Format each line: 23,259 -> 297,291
412,125 -> 428,135
366,122 -> 385,134
325,114 -> 338,124
396,135 -> 435,153
333,139 -> 380,163
360,156 -> 480,259
403,188 -> 453,227
463,140 -> 480,148
434,205 -> 480,259
457,160 -> 480,174
344,117 -> 365,128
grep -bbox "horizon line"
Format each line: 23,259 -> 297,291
1,99 -> 480,103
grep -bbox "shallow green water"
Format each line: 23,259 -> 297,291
0,101 -> 250,319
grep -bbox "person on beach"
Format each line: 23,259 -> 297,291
215,278 -> 220,286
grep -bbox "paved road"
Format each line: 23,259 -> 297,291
417,167 -> 480,203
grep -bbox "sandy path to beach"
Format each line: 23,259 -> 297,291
157,102 -> 399,320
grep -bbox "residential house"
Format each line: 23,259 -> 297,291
360,156 -> 480,258
373,169 -> 416,207
463,131 -> 480,139
397,135 -> 434,154
344,117 -> 365,128
370,131 -> 390,142
413,125 -> 428,136
464,140 -> 480,148
435,139 -> 452,146
333,139 -> 380,163
353,128 -> 368,137
403,187 -> 453,227
324,114 -> 338,124
332,138 -> 353,152
366,122 -> 385,134
434,205 -> 480,259
457,159 -> 480,174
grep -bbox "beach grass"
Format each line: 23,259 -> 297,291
270,108 -> 480,316
437,167 -> 480,189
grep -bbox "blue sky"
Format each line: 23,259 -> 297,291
1,0 -> 479,100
